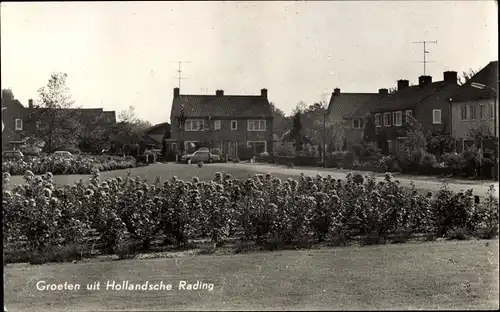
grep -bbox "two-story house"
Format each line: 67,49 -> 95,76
370,71 -> 459,155
2,89 -> 116,152
169,88 -> 274,159
449,60 -> 498,152
327,88 -> 379,151
1,90 -> 30,151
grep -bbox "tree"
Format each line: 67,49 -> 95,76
26,72 -> 82,153
110,105 -> 152,155
2,89 -> 14,100
388,87 -> 397,94
363,116 -> 377,143
270,102 -> 291,139
458,68 -> 480,85
290,109 -> 304,151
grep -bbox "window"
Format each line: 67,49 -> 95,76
231,120 -> 238,130
171,143 -> 177,151
247,141 -> 267,154
247,120 -> 266,131
490,103 -> 494,119
15,118 -> 23,130
387,140 -> 393,151
185,119 -> 204,131
374,114 -> 382,127
432,109 -> 442,124
460,105 -> 468,120
352,119 -> 360,129
383,113 -> 391,127
469,104 -> 476,120
214,120 -> 221,130
480,104 -> 485,119
393,111 -> 403,126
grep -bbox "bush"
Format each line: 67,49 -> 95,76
274,142 -> 296,156
197,161 -> 203,168
3,169 -> 496,264
2,155 -> 138,175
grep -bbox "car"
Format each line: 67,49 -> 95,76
2,150 -> 24,160
52,151 -> 73,159
181,150 -> 220,163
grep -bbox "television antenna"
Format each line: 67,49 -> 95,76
172,61 -> 191,89
413,40 -> 437,75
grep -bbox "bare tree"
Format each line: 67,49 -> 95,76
26,72 -> 82,153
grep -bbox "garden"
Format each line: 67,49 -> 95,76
2,168 -> 498,265
2,154 -> 141,176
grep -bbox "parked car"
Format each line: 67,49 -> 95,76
2,150 -> 24,160
181,150 -> 220,163
52,151 -> 73,159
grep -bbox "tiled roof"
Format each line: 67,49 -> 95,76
450,61 -> 498,102
327,93 -> 379,120
145,122 -> 170,133
371,81 -> 459,113
171,94 -> 273,119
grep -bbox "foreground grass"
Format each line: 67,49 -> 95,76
4,240 -> 498,311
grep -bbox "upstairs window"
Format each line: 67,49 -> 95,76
15,118 -> 23,130
185,119 -> 204,131
231,120 -> 238,130
393,111 -> 403,126
374,114 -> 381,127
480,104 -> 485,119
432,109 -> 442,124
460,105 -> 468,120
352,118 -> 361,129
247,120 -> 266,131
213,120 -> 221,130
469,104 -> 476,120
383,113 -> 391,127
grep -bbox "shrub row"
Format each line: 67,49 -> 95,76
3,170 -> 498,264
2,155 -> 139,175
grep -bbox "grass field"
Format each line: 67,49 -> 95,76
3,240 -> 498,311
6,162 -> 294,187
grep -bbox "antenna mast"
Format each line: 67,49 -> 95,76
172,61 -> 191,89
412,40 -> 437,75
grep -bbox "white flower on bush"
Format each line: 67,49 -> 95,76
3,172 -> 11,180
3,190 -> 12,198
43,188 -> 52,198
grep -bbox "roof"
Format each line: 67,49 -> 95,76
145,122 -> 170,134
450,61 -> 498,102
171,94 -> 273,119
371,81 -> 459,113
327,93 -> 379,120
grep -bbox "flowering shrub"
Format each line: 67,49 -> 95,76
3,170 -> 498,264
2,155 -> 138,175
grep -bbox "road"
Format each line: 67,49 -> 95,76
210,162 -> 499,199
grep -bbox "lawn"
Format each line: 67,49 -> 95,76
6,162 -> 295,187
3,239 -> 498,311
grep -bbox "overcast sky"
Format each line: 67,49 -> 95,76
1,1 -> 497,124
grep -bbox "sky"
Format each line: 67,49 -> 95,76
1,1 -> 498,125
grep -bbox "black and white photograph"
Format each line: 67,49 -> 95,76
1,1 -> 499,311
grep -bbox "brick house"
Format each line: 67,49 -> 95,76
370,71 -> 459,155
327,88 -> 379,151
1,90 -> 116,152
449,61 -> 498,152
143,122 -> 170,150
1,91 -> 30,151
169,88 -> 273,159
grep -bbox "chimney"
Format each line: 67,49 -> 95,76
378,88 -> 388,96
333,88 -> 341,96
261,88 -> 268,99
443,71 -> 457,84
418,75 -> 432,87
173,88 -> 180,99
216,90 -> 224,96
397,79 -> 409,91
28,99 -> 34,108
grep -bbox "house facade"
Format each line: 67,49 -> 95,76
327,88 -> 379,151
1,91 -> 30,151
1,89 -> 116,152
449,61 -> 498,151
169,88 -> 274,159
370,71 -> 459,155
